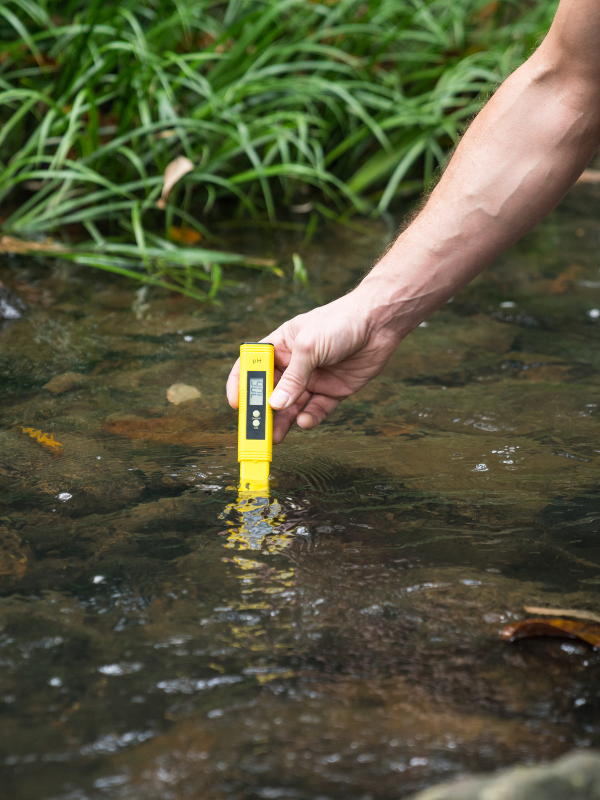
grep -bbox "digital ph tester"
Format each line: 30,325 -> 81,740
238,342 -> 274,492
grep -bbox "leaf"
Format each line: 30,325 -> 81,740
292,252 -> 309,288
156,156 -> 194,209
0,235 -> 67,254
502,618 -> 600,648
20,426 -> 63,456
169,225 -> 203,245
549,264 -> 583,294
523,605 -> 600,625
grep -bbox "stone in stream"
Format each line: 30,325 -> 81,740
167,382 -> 202,404
44,371 -> 89,393
0,281 -> 26,331
409,750 -> 600,800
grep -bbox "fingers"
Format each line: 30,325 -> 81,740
272,392 -> 340,443
297,394 -> 340,430
225,331 -> 284,409
269,337 -> 314,411
272,390 -> 312,444
226,358 -> 240,409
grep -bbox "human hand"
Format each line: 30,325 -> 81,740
226,287 -> 402,443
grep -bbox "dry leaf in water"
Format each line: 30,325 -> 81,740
502,618 -> 600,648
0,235 -> 67,255
524,605 -> 600,625
20,427 -> 63,456
167,383 -> 201,405
169,225 -> 202,245
549,264 -> 583,294
157,156 -> 194,209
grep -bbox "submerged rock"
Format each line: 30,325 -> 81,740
44,371 -> 88,393
410,750 -> 600,799
0,282 -> 26,324
167,382 -> 201,404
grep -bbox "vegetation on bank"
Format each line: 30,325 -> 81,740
0,0 -> 556,300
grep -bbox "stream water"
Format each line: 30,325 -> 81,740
2,182 -> 600,800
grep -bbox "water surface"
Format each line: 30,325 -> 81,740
2,185 -> 600,799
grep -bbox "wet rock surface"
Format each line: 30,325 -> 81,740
410,750 -> 600,800
1,194 -> 600,798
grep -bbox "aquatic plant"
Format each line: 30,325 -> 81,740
0,0 -> 557,299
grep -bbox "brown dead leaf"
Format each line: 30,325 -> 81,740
156,156 -> 194,209
524,605 -> 600,625
0,235 -> 67,255
169,225 -> 202,245
549,264 -> 583,294
379,423 -> 419,437
502,618 -> 600,648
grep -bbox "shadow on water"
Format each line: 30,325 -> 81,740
3,187 -> 600,798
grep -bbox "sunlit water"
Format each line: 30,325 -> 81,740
2,184 -> 600,799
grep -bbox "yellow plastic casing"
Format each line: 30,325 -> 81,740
238,342 -> 274,492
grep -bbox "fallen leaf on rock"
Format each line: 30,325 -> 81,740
169,225 -> 202,245
157,156 -> 194,209
44,372 -> 88,393
167,383 -> 201,404
379,423 -> 419,437
0,235 -> 67,254
502,618 -> 600,648
524,605 -> 600,625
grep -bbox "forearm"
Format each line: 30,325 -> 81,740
360,35 -> 600,340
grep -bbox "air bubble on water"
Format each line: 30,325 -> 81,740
588,308 -> 600,320
49,677 -> 62,687
57,492 -> 72,502
500,301 -> 516,308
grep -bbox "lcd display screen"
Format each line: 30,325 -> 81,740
249,378 -> 264,406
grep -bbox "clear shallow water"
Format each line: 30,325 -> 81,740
2,185 -> 600,800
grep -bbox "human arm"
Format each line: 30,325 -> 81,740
227,0 -> 600,442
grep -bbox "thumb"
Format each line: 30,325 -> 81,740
269,340 -> 315,410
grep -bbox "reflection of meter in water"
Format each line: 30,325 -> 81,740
238,342 -> 274,491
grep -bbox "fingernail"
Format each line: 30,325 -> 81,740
297,412 -> 313,430
269,388 -> 289,409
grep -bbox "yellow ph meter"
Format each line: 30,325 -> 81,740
238,342 -> 274,492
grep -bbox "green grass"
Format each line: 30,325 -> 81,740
0,0 -> 557,300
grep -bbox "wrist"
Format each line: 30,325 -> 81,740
353,260 -> 436,343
